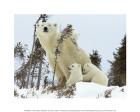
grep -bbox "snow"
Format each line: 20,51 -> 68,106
75,82 -> 107,98
75,82 -> 126,98
14,82 -> 126,98
14,85 -> 57,98
14,57 -> 23,72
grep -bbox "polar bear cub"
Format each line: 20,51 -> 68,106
83,63 -> 108,86
66,63 -> 83,86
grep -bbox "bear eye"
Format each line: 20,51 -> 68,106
37,24 -> 39,27
71,65 -> 74,67
54,24 -> 57,27
48,24 -> 51,27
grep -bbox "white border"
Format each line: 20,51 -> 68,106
1,0 -> 140,112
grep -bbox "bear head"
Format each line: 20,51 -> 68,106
83,63 -> 92,74
36,19 -> 59,38
67,63 -> 81,72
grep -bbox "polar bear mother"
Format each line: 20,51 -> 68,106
36,20 -> 91,87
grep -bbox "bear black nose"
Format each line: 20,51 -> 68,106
43,27 -> 48,32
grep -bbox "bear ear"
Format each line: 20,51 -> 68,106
78,64 -> 81,68
87,64 -> 90,67
37,19 -> 42,25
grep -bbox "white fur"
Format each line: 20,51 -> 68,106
83,63 -> 108,86
66,63 -> 83,86
36,20 -> 91,87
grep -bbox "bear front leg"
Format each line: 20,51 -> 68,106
55,63 -> 67,88
58,76 -> 66,87
83,74 -> 91,82
66,77 -> 72,87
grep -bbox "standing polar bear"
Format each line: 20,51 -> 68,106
66,63 -> 83,86
36,19 -> 91,87
83,63 -> 108,86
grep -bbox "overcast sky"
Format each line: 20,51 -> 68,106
14,14 -> 126,73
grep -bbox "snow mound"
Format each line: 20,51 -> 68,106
75,82 -> 126,98
14,82 -> 126,98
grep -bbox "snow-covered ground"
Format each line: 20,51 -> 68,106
14,57 -> 126,99
75,82 -> 126,98
14,82 -> 126,98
